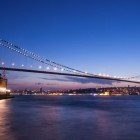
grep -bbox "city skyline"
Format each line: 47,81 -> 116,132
1,0 -> 140,89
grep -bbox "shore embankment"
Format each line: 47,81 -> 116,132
0,94 -> 14,100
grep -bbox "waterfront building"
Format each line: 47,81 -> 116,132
0,74 -> 8,94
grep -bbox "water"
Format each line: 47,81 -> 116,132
0,95 -> 140,140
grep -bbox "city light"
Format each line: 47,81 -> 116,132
0,87 -> 10,93
85,71 -> 88,74
6,89 -> 11,92
98,73 -> 102,76
0,87 -> 6,92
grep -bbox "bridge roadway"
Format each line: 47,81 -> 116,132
0,67 -> 140,84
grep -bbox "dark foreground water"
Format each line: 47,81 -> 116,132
1,95 -> 140,140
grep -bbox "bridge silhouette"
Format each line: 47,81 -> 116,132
0,39 -> 140,84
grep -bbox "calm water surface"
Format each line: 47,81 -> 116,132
0,95 -> 140,140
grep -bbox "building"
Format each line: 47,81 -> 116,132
0,74 -> 8,94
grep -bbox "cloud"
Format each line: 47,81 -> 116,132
40,77 -> 68,82
7,71 -> 119,86
8,72 -> 130,89
64,76 -> 117,85
39,75 -> 120,85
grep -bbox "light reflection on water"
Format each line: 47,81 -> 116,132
0,95 -> 140,140
0,100 -> 16,140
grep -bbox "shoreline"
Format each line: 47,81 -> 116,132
0,95 -> 14,100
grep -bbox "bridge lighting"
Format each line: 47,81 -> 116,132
30,65 -> 32,68
46,67 -> 50,70
21,64 -> 24,67
12,63 -> 15,66
1,62 -> 4,65
61,68 -> 64,71
39,66 -> 42,69
73,70 -> 76,73
54,67 -> 57,71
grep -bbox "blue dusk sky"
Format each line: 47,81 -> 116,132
0,0 -> 140,89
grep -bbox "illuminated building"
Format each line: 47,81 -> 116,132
99,92 -> 110,96
0,74 -> 8,94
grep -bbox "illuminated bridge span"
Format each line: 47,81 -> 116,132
0,39 -> 140,84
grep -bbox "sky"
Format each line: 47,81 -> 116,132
0,0 -> 140,89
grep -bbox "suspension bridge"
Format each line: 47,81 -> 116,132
0,39 -> 140,84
